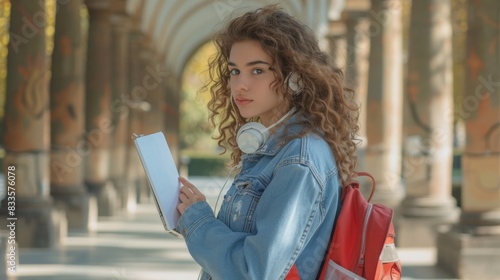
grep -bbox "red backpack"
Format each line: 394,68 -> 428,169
286,172 -> 402,280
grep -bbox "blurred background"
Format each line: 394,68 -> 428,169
0,0 -> 498,279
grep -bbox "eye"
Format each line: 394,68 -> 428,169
229,69 -> 240,75
252,69 -> 263,74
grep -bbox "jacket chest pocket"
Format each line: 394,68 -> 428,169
221,178 -> 266,232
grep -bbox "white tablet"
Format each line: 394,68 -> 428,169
132,131 -> 182,237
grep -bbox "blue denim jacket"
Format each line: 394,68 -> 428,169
176,116 -> 341,280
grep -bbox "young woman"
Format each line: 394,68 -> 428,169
176,5 -> 359,280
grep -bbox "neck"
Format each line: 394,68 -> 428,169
263,108 -> 296,132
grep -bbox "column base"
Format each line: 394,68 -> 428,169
437,226 -> 500,279
396,196 -> 459,247
460,210 -> 500,228
370,186 -> 405,209
401,196 -> 458,217
52,192 -> 98,232
1,201 -> 67,248
111,176 -> 138,214
395,212 -> 459,247
136,177 -> 151,204
125,180 -> 137,213
86,181 -> 117,217
111,176 -> 127,210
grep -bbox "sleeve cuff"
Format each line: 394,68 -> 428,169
175,201 -> 214,239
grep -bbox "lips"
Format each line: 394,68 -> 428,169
235,98 -> 252,106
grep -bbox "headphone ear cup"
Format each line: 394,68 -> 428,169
237,122 -> 269,154
286,72 -> 300,94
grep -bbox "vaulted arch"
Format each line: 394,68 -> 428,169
126,0 -> 333,79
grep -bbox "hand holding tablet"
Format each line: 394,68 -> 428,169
177,177 -> 207,215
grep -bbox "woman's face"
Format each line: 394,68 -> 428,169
229,40 -> 284,126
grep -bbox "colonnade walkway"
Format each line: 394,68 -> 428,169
12,177 -> 456,280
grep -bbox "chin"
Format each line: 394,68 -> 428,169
238,109 -> 258,119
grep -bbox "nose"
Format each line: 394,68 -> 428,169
233,74 -> 249,91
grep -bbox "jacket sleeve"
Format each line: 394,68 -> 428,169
175,162 -> 327,280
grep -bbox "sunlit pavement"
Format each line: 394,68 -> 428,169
9,177 -> 456,280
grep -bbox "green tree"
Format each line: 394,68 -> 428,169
180,41 -> 219,152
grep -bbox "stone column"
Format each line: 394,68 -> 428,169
364,0 -> 404,207
326,20 -> 346,71
139,44 -> 159,135
1,0 -> 66,247
84,0 -> 117,216
50,0 -> 98,232
342,10 -> 370,175
109,1 -> 130,211
149,50 -> 168,135
135,42 -> 158,203
164,75 -> 181,167
123,30 -> 145,212
398,0 -> 459,247
437,0 -> 500,278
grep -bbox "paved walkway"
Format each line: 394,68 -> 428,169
7,177 -> 457,280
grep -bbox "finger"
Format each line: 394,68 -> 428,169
180,177 -> 204,196
179,177 -> 193,187
177,203 -> 186,214
179,193 -> 189,203
179,186 -> 194,196
190,185 -> 204,197
192,195 -> 205,203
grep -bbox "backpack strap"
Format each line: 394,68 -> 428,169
353,171 -> 376,202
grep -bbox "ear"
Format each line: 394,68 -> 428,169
286,72 -> 301,94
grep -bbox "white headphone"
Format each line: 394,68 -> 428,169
286,72 -> 300,94
236,108 -> 296,154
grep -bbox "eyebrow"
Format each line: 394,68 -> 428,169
227,60 -> 271,67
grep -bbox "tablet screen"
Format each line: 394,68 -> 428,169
133,132 -> 181,232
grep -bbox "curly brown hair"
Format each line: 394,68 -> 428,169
204,5 -> 359,186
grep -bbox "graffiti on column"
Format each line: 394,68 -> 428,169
464,1 -> 499,152
50,5 -> 86,184
51,78 -> 83,146
462,0 -> 500,207
4,0 -> 50,151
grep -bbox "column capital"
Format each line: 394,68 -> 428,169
344,0 -> 371,11
111,13 -> 130,32
341,10 -> 370,33
370,0 -> 401,10
111,0 -> 127,14
327,20 -> 346,39
341,10 -> 369,23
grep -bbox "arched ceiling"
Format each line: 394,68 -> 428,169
126,0 -> 345,80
